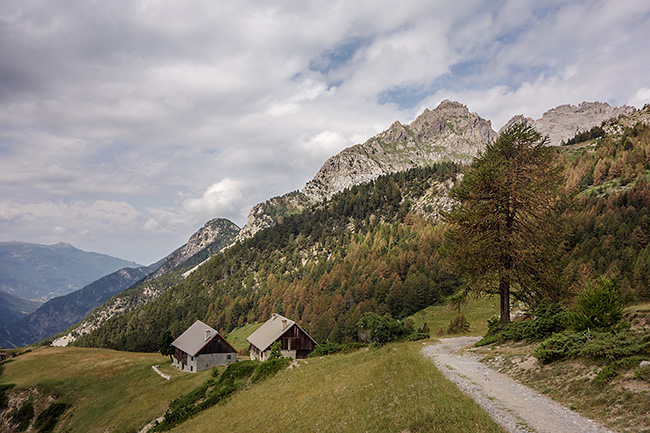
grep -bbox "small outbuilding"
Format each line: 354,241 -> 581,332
247,313 -> 317,361
172,320 -> 237,372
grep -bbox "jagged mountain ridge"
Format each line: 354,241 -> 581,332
49,99 -> 640,348
500,102 -> 636,146
302,100 -> 496,202
236,100 -> 497,242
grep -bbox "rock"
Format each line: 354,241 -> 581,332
640,360 -> 650,368
301,100 -> 496,202
501,102 -> 636,146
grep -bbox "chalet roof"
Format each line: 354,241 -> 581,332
247,313 -> 316,352
172,320 -> 235,357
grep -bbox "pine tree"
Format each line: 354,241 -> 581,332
443,123 -> 566,323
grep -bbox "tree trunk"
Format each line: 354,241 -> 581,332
499,276 -> 511,323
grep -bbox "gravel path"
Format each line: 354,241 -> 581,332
421,337 -> 616,433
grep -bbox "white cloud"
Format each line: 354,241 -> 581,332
628,88 -> 650,108
0,0 -> 649,264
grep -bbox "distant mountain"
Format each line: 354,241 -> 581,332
235,100 -> 497,242
0,291 -> 41,326
5,265 -> 157,347
0,242 -> 141,302
53,218 -> 239,346
500,102 -> 636,146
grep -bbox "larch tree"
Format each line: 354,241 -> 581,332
443,122 -> 566,323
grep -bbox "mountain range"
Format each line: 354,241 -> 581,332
2,99 -> 643,349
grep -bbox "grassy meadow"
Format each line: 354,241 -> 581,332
166,342 -> 505,433
409,295 -> 500,336
0,346 -> 208,433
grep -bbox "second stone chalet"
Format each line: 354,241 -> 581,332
172,320 -> 237,372
247,313 -> 317,361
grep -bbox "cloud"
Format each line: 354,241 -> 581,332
0,0 -> 649,264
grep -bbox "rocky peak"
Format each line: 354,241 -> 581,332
501,102 -> 636,145
301,100 -> 496,202
146,218 -> 240,280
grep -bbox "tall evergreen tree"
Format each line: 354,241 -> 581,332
443,123 -> 566,323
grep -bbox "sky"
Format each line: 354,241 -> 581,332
1,0 -> 649,265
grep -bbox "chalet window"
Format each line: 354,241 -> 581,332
227,354 -> 232,359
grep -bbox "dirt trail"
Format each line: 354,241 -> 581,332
422,337 -> 615,433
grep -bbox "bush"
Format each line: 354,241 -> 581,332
251,358 -> 291,383
357,312 -> 411,346
310,342 -> 368,357
11,398 -> 34,432
0,383 -> 15,410
34,402 -> 70,433
447,313 -> 470,334
477,303 -> 569,346
532,332 -> 589,364
572,278 -> 623,331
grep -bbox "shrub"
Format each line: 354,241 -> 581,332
251,358 -> 291,383
532,332 -> 589,364
572,278 -> 623,331
310,342 -> 368,357
11,398 -> 34,432
447,313 -> 470,334
0,383 -> 15,410
477,303 -> 569,346
268,341 -> 283,360
34,402 -> 70,433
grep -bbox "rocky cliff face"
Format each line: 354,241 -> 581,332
302,100 -> 497,202
500,102 -> 636,145
147,218 -> 240,280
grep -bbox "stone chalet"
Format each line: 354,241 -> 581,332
172,320 -> 237,372
247,313 -> 317,361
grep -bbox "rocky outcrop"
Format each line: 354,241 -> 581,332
146,218 -> 240,280
501,102 -> 636,146
302,100 -> 497,202
234,192 -> 310,243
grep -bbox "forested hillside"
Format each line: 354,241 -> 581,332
75,163 -> 461,351
75,110 -> 650,353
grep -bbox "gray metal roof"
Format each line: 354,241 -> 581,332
246,313 -> 299,352
172,320 -> 233,357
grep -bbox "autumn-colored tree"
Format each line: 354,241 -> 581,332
443,123 -> 566,323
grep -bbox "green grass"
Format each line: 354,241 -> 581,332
0,346 -> 209,433
167,342 -> 505,433
226,323 -> 263,352
409,296 -> 500,337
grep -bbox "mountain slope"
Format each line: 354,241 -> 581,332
0,242 -> 140,301
0,291 -> 41,326
54,218 -> 240,346
74,163 -> 462,352
6,265 -> 155,347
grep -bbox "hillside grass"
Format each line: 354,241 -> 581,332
0,346 -> 209,433
226,323 -> 263,352
166,342 -> 505,433
409,296 -> 500,337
